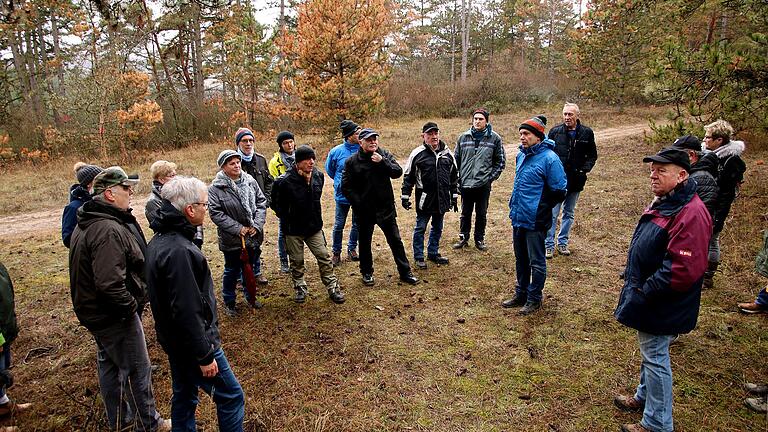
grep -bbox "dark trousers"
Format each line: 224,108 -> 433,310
513,227 -> 548,303
357,216 -> 411,276
459,183 -> 492,242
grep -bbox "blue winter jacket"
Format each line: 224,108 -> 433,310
508,139 -> 567,231
62,184 -> 92,248
325,140 -> 360,204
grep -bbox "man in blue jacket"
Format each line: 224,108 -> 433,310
326,119 -> 361,266
502,115 -> 566,315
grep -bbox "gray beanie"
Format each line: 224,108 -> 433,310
75,163 -> 104,186
217,149 -> 241,168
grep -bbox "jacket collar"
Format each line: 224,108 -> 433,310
519,138 -> 555,155
713,140 -> 745,159
646,179 -> 697,217
151,200 -> 197,240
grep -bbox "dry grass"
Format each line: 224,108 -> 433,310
1,104 -> 767,431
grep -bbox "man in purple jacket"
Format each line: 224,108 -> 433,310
613,147 -> 712,432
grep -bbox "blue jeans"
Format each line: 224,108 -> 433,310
634,332 -> 675,432
277,220 -> 287,262
756,284 -> 768,305
332,202 -> 359,254
169,348 -> 244,432
513,227 -> 547,303
222,247 -> 261,306
0,344 -> 10,399
546,191 -> 580,249
413,212 -> 445,261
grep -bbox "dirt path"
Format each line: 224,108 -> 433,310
0,122 -> 652,238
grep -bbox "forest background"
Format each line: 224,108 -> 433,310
0,0 -> 766,164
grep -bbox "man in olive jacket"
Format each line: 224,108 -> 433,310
69,167 -> 169,431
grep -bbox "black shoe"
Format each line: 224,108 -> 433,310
362,273 -> 375,286
452,238 -> 469,249
428,254 -> 449,265
328,285 -> 346,304
501,295 -> 526,308
294,286 -> 308,303
518,301 -> 541,315
400,272 -> 419,285
414,260 -> 427,270
475,241 -> 487,251
280,259 -> 290,273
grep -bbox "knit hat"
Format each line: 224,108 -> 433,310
217,149 -> 241,168
294,145 -> 316,163
422,122 -> 439,133
234,128 -> 254,146
276,130 -> 294,147
643,147 -> 691,172
92,166 -> 139,195
74,162 -> 104,187
358,128 -> 379,141
672,135 -> 702,151
519,115 -> 547,141
473,108 -> 490,122
340,120 -> 360,138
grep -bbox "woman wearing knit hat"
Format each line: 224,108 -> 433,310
61,162 -> 103,248
502,115 -> 567,315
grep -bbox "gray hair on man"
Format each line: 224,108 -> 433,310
564,102 -> 580,114
161,176 -> 207,212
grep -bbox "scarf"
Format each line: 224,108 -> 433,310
471,123 -> 493,141
280,151 -> 296,171
237,148 -> 254,163
215,170 -> 256,227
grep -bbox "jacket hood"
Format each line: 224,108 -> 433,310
77,198 -> 137,230
714,139 -> 745,158
520,138 -> 555,155
648,178 -> 697,217
69,184 -> 92,203
150,199 -> 198,239
344,140 -> 360,150
690,151 -> 719,177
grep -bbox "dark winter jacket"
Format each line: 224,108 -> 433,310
341,147 -> 403,224
508,139 -> 567,231
240,152 -> 273,206
61,184 -> 92,248
0,261 -> 19,346
146,180 -> 204,247
689,152 -> 719,218
208,171 -> 267,252
401,141 -> 459,215
69,199 -> 148,332
145,200 -> 221,366
712,140 -> 746,233
547,121 -> 597,193
455,125 -> 505,189
271,168 -> 325,237
614,179 -> 712,335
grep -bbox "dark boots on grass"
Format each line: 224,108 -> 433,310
702,261 -> 719,289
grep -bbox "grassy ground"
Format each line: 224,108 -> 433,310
1,104 -> 767,431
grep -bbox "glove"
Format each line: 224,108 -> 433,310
452,197 -> 459,212
401,198 -> 412,210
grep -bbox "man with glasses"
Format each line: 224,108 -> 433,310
69,167 -> 170,431
453,108 -> 505,251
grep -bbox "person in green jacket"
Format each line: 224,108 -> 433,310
0,261 -> 31,421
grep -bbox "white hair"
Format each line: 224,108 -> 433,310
160,176 -> 207,212
563,102 -> 580,114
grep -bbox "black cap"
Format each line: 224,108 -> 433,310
340,120 -> 360,139
358,128 -> 379,141
672,135 -> 701,151
422,122 -> 439,133
294,145 -> 316,163
642,147 -> 691,171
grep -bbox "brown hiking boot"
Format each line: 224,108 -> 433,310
620,424 -> 651,432
613,394 -> 644,412
331,253 -> 341,267
738,301 -> 768,314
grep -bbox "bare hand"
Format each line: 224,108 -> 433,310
240,227 -> 250,237
200,359 -> 219,378
371,152 -> 382,163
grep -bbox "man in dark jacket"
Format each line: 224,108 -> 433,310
271,145 -> 345,304
402,122 -> 459,269
145,176 -> 245,431
672,135 -> 719,218
612,148 -> 711,432
453,108 -> 505,251
0,261 -> 31,421
545,103 -> 597,258
68,166 -> 169,431
341,128 -> 419,286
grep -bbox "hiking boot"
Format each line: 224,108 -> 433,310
475,241 -> 487,251
158,418 -> 172,432
518,301 -> 541,315
620,424 -> 651,432
702,261 -> 718,289
348,250 -> 360,261
613,394 -> 644,412
415,260 -> 427,270
400,272 -> 419,285
249,297 -> 264,309
545,248 -> 554,259
362,273 -> 375,286
280,259 -> 290,273
328,285 -> 346,304
738,301 -> 768,314
501,295 -> 527,309
294,285 -> 308,304
332,253 -> 341,267
256,274 -> 268,285
222,303 -> 237,317
452,237 -> 469,249
428,254 -> 449,265
745,396 -> 768,414
557,244 -> 571,256
745,382 -> 768,395
0,401 -> 31,418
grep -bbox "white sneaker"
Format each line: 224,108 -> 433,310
158,418 -> 172,431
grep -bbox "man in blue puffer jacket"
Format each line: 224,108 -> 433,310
502,115 -> 566,315
325,119 -> 361,266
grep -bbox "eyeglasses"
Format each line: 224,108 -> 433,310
240,138 -> 255,143
192,202 -> 209,209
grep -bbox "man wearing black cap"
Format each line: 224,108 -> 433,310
453,108 -> 505,251
341,128 -> 419,286
325,119 -> 362,266
613,147 -> 712,432
402,122 -> 459,269
672,135 -> 719,218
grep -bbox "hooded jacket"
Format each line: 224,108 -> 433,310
271,167 -> 325,237
325,140 -> 361,204
508,139 -> 567,231
268,151 -> 294,179
614,179 -> 712,335
401,140 -> 459,214
208,171 -> 267,252
712,140 -> 746,233
454,125 -> 505,189
145,200 -> 221,366
689,152 -> 719,218
69,199 -> 148,331
341,147 -> 402,224
547,121 -> 598,193
61,184 -> 92,248
146,180 -> 204,247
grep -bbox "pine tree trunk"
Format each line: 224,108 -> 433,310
460,0 -> 469,82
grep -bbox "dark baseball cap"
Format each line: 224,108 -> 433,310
358,128 -> 379,141
422,122 -> 439,133
642,147 -> 691,171
672,135 -> 702,151
92,166 -> 140,195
